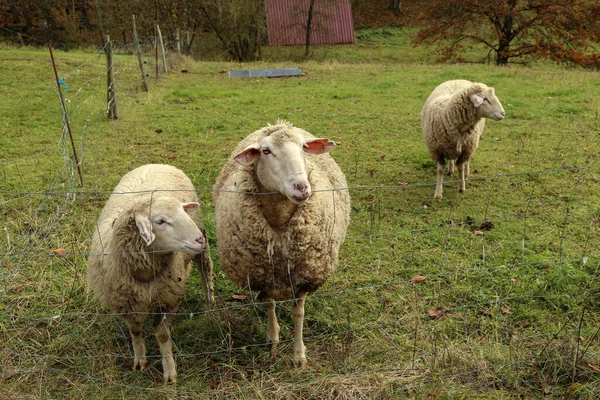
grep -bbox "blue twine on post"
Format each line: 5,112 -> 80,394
57,78 -> 69,91
97,46 -> 108,58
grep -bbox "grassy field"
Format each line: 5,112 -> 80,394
1,29 -> 600,398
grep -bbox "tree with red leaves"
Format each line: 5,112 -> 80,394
414,0 -> 600,68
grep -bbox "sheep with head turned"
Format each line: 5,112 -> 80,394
213,120 -> 350,367
87,163 -> 214,383
421,79 -> 505,199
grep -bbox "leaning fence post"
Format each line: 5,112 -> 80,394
132,15 -> 148,92
156,24 -> 168,74
48,44 -> 84,187
104,35 -> 119,120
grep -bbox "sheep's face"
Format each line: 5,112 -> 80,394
234,130 -> 336,204
134,196 -> 205,255
470,87 -> 505,121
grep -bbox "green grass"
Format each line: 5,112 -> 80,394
2,28 -> 600,399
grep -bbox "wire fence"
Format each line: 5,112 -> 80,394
1,35 -> 600,398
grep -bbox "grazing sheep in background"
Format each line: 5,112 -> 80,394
213,120 -> 350,368
421,79 -> 505,199
87,164 -> 214,383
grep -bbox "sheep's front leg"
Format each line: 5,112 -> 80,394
155,317 -> 177,383
434,162 -> 445,199
465,161 -> 470,178
447,159 -> 455,176
457,161 -> 466,193
291,294 -> 307,368
124,317 -> 147,372
265,298 -> 280,355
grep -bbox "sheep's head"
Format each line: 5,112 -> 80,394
134,196 -> 205,255
469,85 -> 505,121
234,127 -> 336,204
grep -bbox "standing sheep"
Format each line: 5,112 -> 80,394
213,120 -> 350,367
421,79 -> 505,199
87,164 -> 214,383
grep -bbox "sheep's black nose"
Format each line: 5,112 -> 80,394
294,183 -> 306,192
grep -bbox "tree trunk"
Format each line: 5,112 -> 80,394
496,42 -> 510,65
305,0 -> 316,58
389,0 -> 401,12
18,0 -> 32,28
9,0 -> 20,24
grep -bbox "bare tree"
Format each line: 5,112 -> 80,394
304,0 -> 316,58
198,0 -> 266,61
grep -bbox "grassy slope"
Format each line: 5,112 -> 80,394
1,30 -> 600,399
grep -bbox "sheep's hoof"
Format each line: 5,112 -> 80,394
293,357 -> 307,369
133,357 -> 148,372
458,188 -> 465,193
164,373 -> 177,384
434,194 -> 442,200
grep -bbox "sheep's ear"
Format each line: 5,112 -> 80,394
234,143 -> 261,166
134,215 -> 155,246
469,94 -> 484,108
303,138 -> 336,155
182,202 -> 199,213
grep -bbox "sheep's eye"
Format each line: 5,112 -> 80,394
483,97 -> 490,103
262,147 -> 271,155
155,218 -> 167,225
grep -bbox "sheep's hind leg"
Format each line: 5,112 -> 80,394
457,161 -> 466,193
155,315 -> 177,383
447,159 -> 455,176
124,317 -> 147,372
434,162 -> 445,199
291,294 -> 307,368
265,298 -> 280,355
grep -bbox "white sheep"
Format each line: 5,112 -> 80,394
421,79 -> 505,199
87,164 -> 214,383
213,120 -> 350,367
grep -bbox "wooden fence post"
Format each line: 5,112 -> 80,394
156,24 -> 168,74
154,26 -> 159,79
132,15 -> 148,92
176,28 -> 181,55
104,35 -> 119,120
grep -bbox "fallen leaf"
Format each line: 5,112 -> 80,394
427,307 -> 444,319
511,278 -> 521,285
587,362 -> 600,373
494,137 -> 500,141
231,293 -> 246,301
520,320 -> 530,328
3,263 -> 13,268
52,248 -> 67,256
399,181 -> 409,185
481,308 -> 492,316
411,275 -> 426,283
472,230 -> 484,235
501,306 -> 511,314
170,154 -> 179,159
